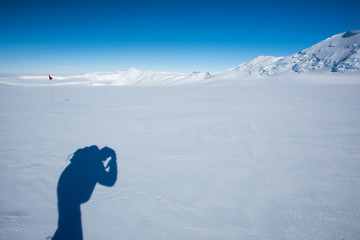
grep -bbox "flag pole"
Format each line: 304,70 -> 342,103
49,75 -> 54,104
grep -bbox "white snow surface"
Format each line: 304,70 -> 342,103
1,74 -> 360,240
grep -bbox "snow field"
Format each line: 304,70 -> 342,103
0,78 -> 360,239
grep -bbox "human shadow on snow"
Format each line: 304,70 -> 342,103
52,145 -> 117,240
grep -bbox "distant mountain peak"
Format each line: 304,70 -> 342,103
128,67 -> 141,72
342,30 -> 360,38
222,30 -> 360,76
190,71 -> 212,79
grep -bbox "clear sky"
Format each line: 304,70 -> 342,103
0,0 -> 359,73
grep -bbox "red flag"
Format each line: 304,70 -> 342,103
49,75 -> 53,80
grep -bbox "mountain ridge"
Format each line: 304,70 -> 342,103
1,31 -> 359,87
221,30 -> 360,77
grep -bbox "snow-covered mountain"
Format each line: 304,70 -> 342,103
0,68 -> 213,87
221,30 -> 360,77
108,68 -> 212,86
0,31 -> 359,87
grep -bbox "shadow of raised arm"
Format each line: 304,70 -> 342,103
98,147 -> 117,187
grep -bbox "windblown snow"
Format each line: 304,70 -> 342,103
0,31 -> 360,240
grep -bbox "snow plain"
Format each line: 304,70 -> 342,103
1,74 -> 360,240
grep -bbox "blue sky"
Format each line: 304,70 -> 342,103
0,0 -> 359,73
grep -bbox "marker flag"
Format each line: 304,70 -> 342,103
49,75 -> 54,104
